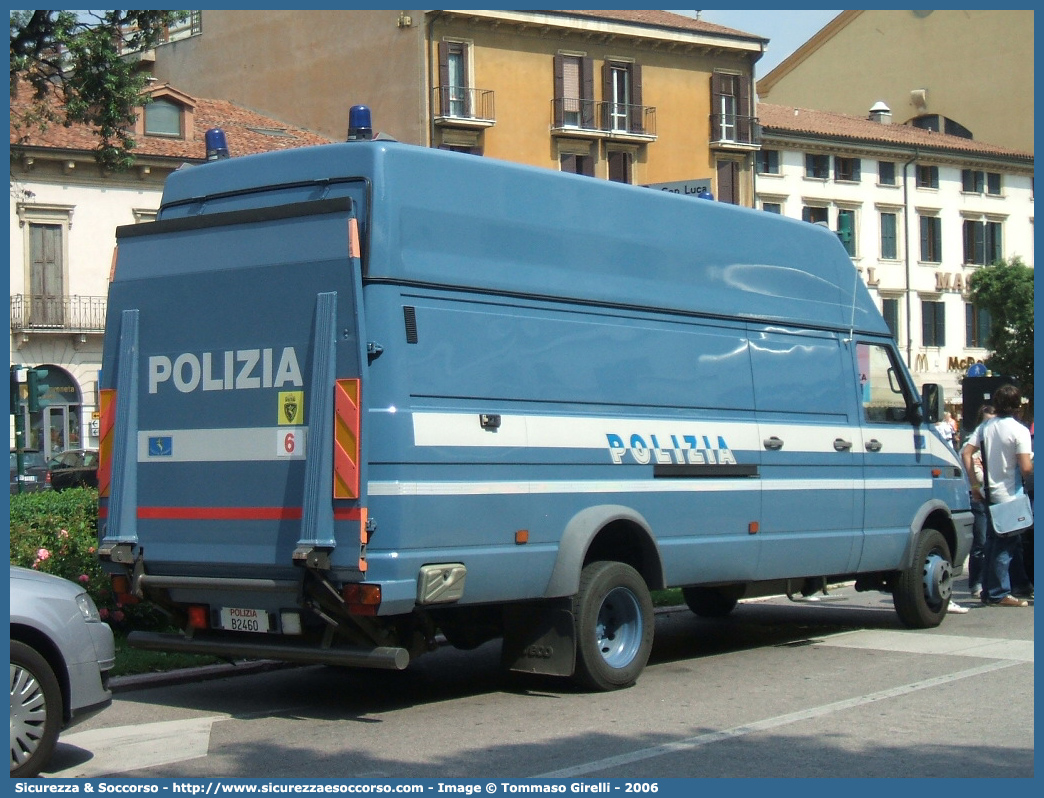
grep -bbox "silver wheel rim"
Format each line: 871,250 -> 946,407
10,663 -> 48,771
922,550 -> 953,610
595,586 -> 643,669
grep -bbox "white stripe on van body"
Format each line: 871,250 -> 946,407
137,427 -> 306,461
411,411 -> 961,466
136,412 -> 960,468
366,477 -> 927,497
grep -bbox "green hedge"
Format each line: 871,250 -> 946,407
9,488 -> 166,632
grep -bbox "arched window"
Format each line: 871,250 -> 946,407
909,114 -> 973,140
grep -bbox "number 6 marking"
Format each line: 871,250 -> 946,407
276,428 -> 305,458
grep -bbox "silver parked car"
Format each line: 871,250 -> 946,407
10,565 -> 115,777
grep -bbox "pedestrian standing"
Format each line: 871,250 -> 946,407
962,405 -> 995,597
961,384 -> 1034,607
935,412 -> 958,449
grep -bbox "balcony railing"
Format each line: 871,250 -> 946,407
709,114 -> 761,148
551,98 -> 657,140
11,295 -> 107,334
432,86 -> 496,127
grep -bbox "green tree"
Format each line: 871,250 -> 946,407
10,10 -> 188,171
967,256 -> 1034,405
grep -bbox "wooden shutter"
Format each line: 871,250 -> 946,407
553,54 -> 565,127
987,222 -> 1002,263
437,41 -> 450,116
29,223 -> 63,325
601,61 -> 613,130
710,73 -> 723,141
881,213 -> 897,260
629,62 -> 643,132
581,57 -> 594,128
736,74 -> 750,143
459,44 -> 471,117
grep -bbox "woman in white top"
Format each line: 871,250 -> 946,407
961,384 -> 1034,606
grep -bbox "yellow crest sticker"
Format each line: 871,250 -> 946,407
278,391 -> 304,425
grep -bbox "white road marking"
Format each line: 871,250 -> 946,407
48,715 -> 229,778
537,628 -> 1031,778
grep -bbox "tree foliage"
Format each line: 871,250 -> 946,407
10,10 -> 188,171
967,256 -> 1034,402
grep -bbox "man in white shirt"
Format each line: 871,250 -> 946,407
961,384 -> 1034,607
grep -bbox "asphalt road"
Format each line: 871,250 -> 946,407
45,584 -> 1033,779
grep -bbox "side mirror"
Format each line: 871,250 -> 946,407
920,383 -> 944,424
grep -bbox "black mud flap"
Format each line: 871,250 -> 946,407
501,600 -> 576,678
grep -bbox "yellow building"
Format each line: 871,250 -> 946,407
758,10 -> 1034,154
148,10 -> 767,203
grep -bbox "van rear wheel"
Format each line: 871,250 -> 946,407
682,586 -> 739,618
572,561 -> 654,691
893,528 -> 952,628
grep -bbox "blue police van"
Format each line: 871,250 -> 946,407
99,116 -> 972,690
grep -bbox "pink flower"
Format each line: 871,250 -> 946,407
36,548 -> 51,561
112,610 -> 125,623
99,608 -> 109,620
58,529 -> 69,539
78,574 -> 90,584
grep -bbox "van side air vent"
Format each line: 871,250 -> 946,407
403,306 -> 418,344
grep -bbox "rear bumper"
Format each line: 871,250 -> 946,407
127,631 -> 410,670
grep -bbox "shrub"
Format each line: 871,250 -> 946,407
9,488 -> 167,632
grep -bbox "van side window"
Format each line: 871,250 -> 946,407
858,343 -> 912,423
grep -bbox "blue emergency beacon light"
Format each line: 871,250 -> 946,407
205,128 -> 230,160
347,105 -> 373,141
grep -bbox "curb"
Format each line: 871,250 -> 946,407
109,658 -> 298,693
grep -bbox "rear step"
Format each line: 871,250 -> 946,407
128,632 -> 410,670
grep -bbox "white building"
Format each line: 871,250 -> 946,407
754,102 -> 1033,413
10,80 -> 330,458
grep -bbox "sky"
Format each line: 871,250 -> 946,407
671,10 -> 842,76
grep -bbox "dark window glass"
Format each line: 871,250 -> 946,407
882,298 -> 900,341
805,154 -> 830,179
756,149 -> 779,174
878,161 -> 896,185
834,156 -> 861,182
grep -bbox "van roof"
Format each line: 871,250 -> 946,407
159,141 -> 888,335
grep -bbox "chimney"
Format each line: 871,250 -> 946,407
869,101 -> 892,124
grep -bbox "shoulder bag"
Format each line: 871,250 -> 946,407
982,425 -> 1033,536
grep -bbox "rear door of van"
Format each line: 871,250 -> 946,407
99,197 -> 369,578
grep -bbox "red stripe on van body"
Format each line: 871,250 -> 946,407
135,506 -> 364,521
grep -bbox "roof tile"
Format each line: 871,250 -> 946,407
758,103 -> 1032,161
10,79 -> 332,161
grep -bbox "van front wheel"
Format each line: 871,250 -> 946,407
572,561 -> 654,691
893,528 -> 952,628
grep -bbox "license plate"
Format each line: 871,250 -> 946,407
219,607 -> 270,633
